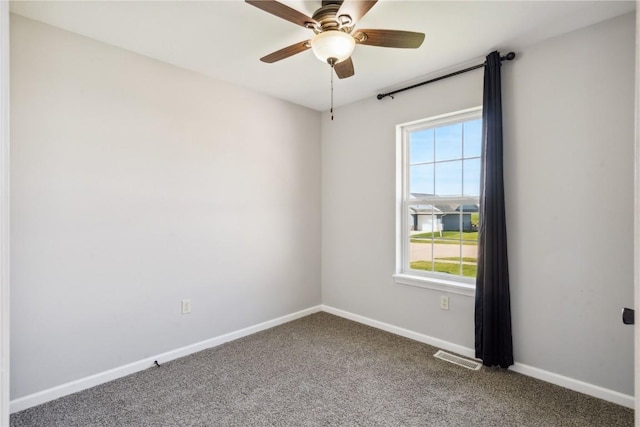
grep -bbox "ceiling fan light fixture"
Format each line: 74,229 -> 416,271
310,30 -> 356,65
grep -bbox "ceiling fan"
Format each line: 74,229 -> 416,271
245,0 -> 425,79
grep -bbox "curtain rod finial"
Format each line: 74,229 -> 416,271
502,52 -> 516,61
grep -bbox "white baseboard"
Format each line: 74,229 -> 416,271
11,304 -> 634,413
321,305 -> 635,409
510,362 -> 634,409
10,305 -> 322,414
321,305 -> 477,359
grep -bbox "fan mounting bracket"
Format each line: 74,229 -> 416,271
321,0 -> 343,6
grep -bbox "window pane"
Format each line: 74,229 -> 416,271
463,158 -> 481,197
464,118 -> 482,158
435,123 -> 462,161
434,211 -> 480,277
432,214 -> 462,276
409,129 -> 434,164
409,224 -> 434,272
410,164 -> 434,195
435,161 -> 462,196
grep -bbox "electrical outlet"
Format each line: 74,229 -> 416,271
440,295 -> 449,310
181,299 -> 192,314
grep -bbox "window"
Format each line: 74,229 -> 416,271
394,107 -> 482,295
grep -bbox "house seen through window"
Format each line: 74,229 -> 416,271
397,107 -> 482,287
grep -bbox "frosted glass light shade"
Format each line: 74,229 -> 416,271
310,31 -> 356,64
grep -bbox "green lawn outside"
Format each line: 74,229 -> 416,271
435,257 -> 477,263
410,231 -> 478,245
410,260 -> 477,278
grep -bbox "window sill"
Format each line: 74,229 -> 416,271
393,273 -> 475,297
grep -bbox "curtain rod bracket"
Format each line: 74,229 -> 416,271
501,52 -> 516,61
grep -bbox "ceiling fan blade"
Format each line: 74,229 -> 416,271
334,57 -> 355,79
245,0 -> 317,28
260,40 -> 311,63
355,29 -> 425,48
337,0 -> 378,25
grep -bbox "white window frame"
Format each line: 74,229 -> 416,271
393,107 -> 482,297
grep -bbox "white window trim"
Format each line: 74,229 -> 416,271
394,107 -> 482,297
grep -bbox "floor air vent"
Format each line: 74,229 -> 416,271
434,350 -> 482,370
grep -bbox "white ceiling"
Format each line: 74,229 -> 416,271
10,0 -> 636,112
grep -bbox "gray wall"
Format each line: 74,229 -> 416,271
10,15 -> 321,399
321,13 -> 635,395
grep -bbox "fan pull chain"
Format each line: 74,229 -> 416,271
330,65 -> 334,121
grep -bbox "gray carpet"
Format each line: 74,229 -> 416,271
11,312 -> 634,426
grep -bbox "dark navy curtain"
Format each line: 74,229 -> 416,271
474,51 -> 513,368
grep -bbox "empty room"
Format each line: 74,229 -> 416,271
2,0 -> 638,425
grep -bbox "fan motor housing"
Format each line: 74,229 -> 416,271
313,2 -> 348,32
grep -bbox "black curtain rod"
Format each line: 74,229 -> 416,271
376,52 -> 516,100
